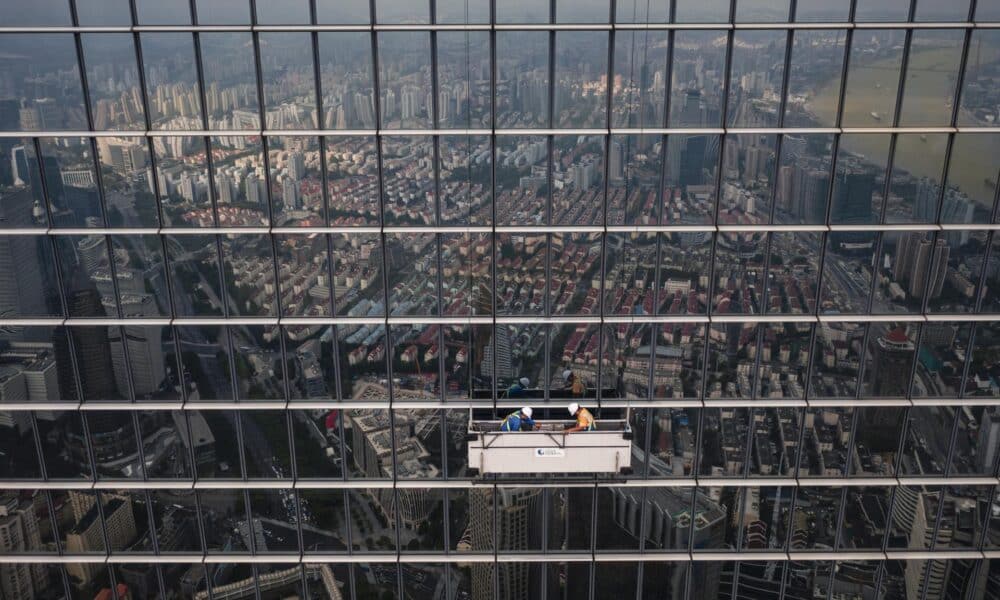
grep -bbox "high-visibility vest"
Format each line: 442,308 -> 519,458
500,411 -> 522,432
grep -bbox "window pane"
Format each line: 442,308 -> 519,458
259,33 -> 317,130
898,29 -> 965,127
554,31 -> 609,128
82,34 -> 146,131
438,0 -> 490,23
136,0 -> 191,24
552,136 -> 604,225
255,0 -> 310,24
784,30 -> 847,128
381,136 -> 436,226
140,33 -> 203,129
958,30 -> 1000,127
267,135 -> 324,226
196,0 -> 251,24
153,136 -> 211,226
735,0 -> 789,21
77,0 -> 132,25
316,0 -> 370,23
319,32 -> 376,130
39,137 -> 103,229
496,32 -> 550,128
439,136 -> 492,226
669,31 -> 727,128
495,135 -> 548,225
0,34 -> 87,131
437,31 -> 491,129
378,32 -> 433,129
676,0 -> 729,22
325,136 -> 379,225
200,32 -> 260,130
841,30 -> 906,128
210,135 -> 269,226
497,0 -> 549,23
727,30 -> 787,128
98,137 -> 157,228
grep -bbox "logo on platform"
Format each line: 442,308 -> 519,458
535,448 -> 565,457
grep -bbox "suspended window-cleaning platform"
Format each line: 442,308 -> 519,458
467,419 -> 633,475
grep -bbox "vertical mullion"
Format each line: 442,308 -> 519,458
28,412 -> 49,481
749,237 -> 771,400
765,0 -> 797,227
69,0 -> 111,230
368,4 -> 403,583
587,485 -> 598,600
878,3 -> 917,227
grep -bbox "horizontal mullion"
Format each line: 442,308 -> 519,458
9,224 -> 1000,237
10,312 -> 1000,328
1,476 -> 996,490
3,126 -> 995,139
0,22 -> 991,35
9,396 -> 1000,410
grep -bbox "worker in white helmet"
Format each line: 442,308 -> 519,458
565,402 -> 595,432
500,406 -> 539,432
506,377 -> 531,398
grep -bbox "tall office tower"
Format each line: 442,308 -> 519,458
108,326 -> 165,397
54,281 -> 116,401
0,190 -> 48,330
831,170 -> 875,224
868,327 -> 915,397
938,188 -> 976,246
470,488 -> 543,600
288,151 -> 306,181
282,177 -> 299,210
385,88 -> 398,119
246,172 -> 264,205
77,235 -> 108,274
977,408 -> 1000,473
894,232 -> 949,299
679,135 -> 707,188
801,169 -> 830,224
480,324 -> 515,381
609,140 -> 624,182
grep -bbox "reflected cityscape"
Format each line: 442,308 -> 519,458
1,0 -> 1000,598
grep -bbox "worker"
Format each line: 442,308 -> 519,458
565,402 -> 595,432
563,369 -> 574,389
506,377 -> 530,398
500,407 -> 539,432
563,369 -> 585,396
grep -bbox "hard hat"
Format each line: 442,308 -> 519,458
519,377 -> 530,387
562,369 -> 573,380
568,402 -> 580,415
521,407 -> 533,418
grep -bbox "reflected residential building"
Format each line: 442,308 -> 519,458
609,486 -> 725,598
0,493 -> 48,600
348,409 -> 439,529
468,487 -> 543,600
64,493 -> 137,590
